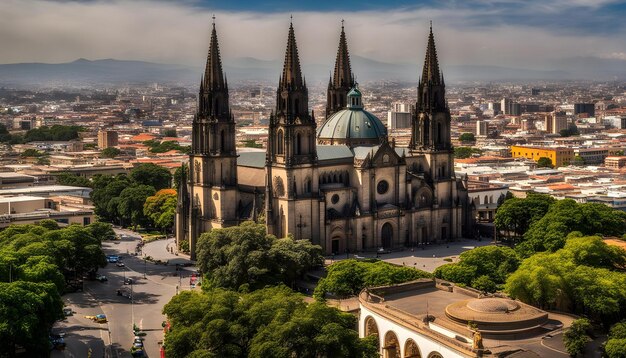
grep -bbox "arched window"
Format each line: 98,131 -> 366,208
296,133 -> 302,155
220,129 -> 226,152
277,130 -> 284,155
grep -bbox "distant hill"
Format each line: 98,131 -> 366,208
1,56 -> 625,88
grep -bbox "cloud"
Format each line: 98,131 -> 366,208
0,0 -> 625,72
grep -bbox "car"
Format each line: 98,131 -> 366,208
130,349 -> 146,357
95,274 -> 108,282
63,308 -> 73,317
117,288 -> 132,299
133,341 -> 144,349
116,262 -> 125,267
49,337 -> 66,351
84,314 -> 108,323
124,278 -> 134,285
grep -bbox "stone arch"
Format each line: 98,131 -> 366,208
427,352 -> 443,358
404,339 -> 421,358
383,330 -> 401,358
363,316 -> 380,349
381,222 -> 394,249
415,188 -> 433,209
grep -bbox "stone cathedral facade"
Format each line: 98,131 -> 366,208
176,21 -> 474,259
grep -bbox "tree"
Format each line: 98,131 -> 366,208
163,286 -> 377,358
454,146 -> 481,159
0,281 -> 64,356
494,193 -> 555,243
130,163 -> 172,191
144,189 -> 177,232
163,129 -> 177,137
536,156 -> 553,168
23,125 -> 82,142
459,132 -> 476,142
55,171 -> 92,187
606,321 -> 626,358
21,148 -> 45,157
314,259 -> 431,299
118,184 -> 156,228
571,155 -> 585,166
563,318 -> 590,357
517,199 -> 626,257
195,222 -> 323,290
101,147 -> 121,158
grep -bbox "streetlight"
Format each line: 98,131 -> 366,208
130,282 -> 135,333
143,257 -> 146,279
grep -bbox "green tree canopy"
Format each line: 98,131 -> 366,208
144,189 -> 177,231
196,222 -> 323,290
454,146 -> 482,159
118,184 -> 156,228
101,147 -> 121,158
130,163 -> 172,191
433,245 -> 519,292
20,148 -> 45,157
506,236 -> 626,323
494,193 -> 555,243
606,321 -> 626,358
517,199 -> 626,256
563,318 -> 591,357
314,259 -> 432,299
536,156 -> 553,168
23,125 -> 82,142
162,286 -> 377,358
55,171 -> 92,187
459,132 -> 476,142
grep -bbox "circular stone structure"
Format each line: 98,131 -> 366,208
466,298 -> 520,313
445,297 -> 549,336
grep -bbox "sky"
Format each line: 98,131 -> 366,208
2,0 -> 626,70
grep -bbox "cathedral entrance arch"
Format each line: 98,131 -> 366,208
381,223 -> 393,249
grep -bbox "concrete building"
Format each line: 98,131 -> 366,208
606,156 -> 626,169
574,103 -> 595,117
98,130 -> 119,149
476,120 -> 488,137
545,111 -> 567,134
387,111 -> 412,129
510,145 -> 574,168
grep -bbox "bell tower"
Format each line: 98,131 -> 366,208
326,21 -> 355,118
185,18 -> 238,259
410,23 -> 453,180
265,20 -> 318,241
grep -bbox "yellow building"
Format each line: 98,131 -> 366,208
511,145 -> 574,168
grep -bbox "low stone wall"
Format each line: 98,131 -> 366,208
366,278 -> 435,298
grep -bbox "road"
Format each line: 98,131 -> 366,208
54,229 -> 195,358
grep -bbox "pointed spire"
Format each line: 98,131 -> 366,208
333,20 -> 354,88
203,17 -> 225,90
421,21 -> 442,85
280,21 -> 304,89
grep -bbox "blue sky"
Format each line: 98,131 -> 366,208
2,0 -> 626,69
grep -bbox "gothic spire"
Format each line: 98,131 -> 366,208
203,18 -> 225,90
280,21 -> 304,89
333,20 -> 354,88
421,22 -> 442,85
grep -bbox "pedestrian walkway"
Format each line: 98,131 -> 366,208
142,238 -> 194,266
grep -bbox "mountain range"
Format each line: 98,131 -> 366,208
0,56 -> 624,88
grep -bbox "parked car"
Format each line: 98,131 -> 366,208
116,262 -> 125,267
63,308 -> 73,317
95,274 -> 108,282
117,288 -> 132,299
124,278 -> 133,285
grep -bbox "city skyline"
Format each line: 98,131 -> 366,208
2,0 -> 626,74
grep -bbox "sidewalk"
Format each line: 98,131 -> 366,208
142,238 -> 194,266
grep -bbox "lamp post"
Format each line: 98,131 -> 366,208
130,281 -> 134,333
143,257 -> 146,279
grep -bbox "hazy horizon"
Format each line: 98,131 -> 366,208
2,0 -> 626,73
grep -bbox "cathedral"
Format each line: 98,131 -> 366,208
176,20 -> 474,259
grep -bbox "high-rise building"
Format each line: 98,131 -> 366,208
97,130 -> 118,149
574,103 -> 595,117
501,98 -> 520,116
476,120 -> 488,136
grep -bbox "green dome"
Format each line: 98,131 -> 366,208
317,107 -> 387,147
